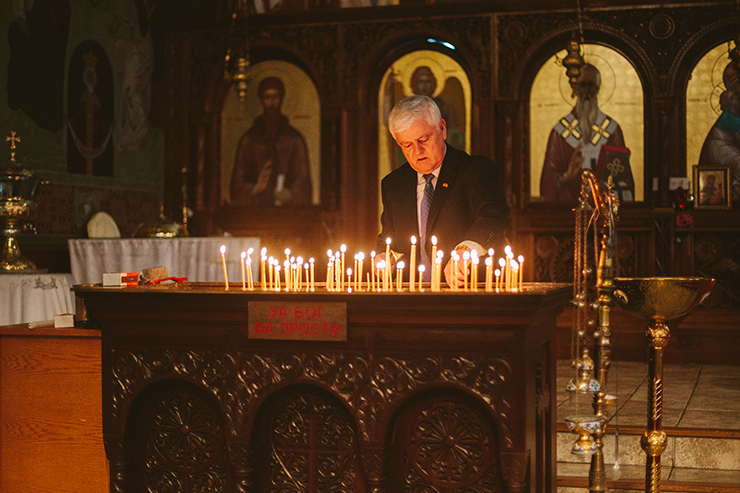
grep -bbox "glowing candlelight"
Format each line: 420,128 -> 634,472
284,260 -> 291,290
340,244 -> 347,290
435,251 -> 443,292
376,260 -> 386,292
409,236 -> 417,292
304,263 -> 309,291
347,268 -> 352,291
335,251 -> 341,290
471,252 -> 479,292
357,252 -> 364,291
518,255 -> 525,290
220,245 -> 229,290
396,261 -> 404,291
431,235 -> 438,265
354,254 -> 359,291
260,247 -> 267,290
240,251 -> 247,289
418,265 -> 425,291
485,257 -> 493,292
511,260 -> 519,291
498,258 -> 506,291
274,265 -> 281,291
495,268 -> 501,292
451,251 -> 460,290
385,238 -> 391,291
309,258 -> 315,291
268,257 -> 275,290
463,251 -> 470,291
370,251 -> 376,292
247,248 -> 254,289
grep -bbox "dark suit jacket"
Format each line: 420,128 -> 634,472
377,144 -> 510,272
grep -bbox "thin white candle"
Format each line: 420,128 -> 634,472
220,245 -> 229,290
418,265 -> 425,292
396,260 -> 404,291
241,251 -> 246,289
409,236 -> 417,292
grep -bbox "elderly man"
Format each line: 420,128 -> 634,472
377,95 -> 509,286
540,63 -> 631,202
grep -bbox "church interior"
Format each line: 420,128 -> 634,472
1,0 -> 739,492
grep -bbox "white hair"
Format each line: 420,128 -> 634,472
388,95 -> 442,139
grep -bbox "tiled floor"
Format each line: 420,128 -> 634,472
556,359 -> 740,490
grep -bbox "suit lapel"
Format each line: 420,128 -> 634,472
396,165 -> 419,238
425,145 -> 458,236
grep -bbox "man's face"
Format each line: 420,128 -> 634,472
415,74 -> 435,97
575,71 -> 599,102
394,118 -> 447,174
261,88 -> 282,113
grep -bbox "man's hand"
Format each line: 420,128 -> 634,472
559,144 -> 583,185
443,247 -> 470,287
252,160 -> 273,195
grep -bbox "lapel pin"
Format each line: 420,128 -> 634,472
443,183 -> 448,188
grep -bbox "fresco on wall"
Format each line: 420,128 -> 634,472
67,41 -> 115,177
530,44 -> 644,202
7,0 -> 70,132
688,42 -> 740,202
222,61 -> 320,206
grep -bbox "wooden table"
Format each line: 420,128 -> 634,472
74,282 -> 570,493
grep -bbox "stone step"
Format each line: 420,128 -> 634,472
556,359 -> 740,491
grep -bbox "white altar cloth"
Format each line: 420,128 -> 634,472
68,237 -> 261,284
0,273 -> 76,325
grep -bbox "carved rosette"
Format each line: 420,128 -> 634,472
146,390 -> 226,492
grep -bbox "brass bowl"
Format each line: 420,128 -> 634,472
612,277 -> 715,320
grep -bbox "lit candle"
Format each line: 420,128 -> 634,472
409,236 -> 417,292
396,260 -> 404,291
431,235 -> 438,266
247,248 -> 254,289
357,252 -> 364,291
370,251 -> 376,292
451,251 -> 460,290
327,250 -> 333,291
495,268 -> 501,292
296,256 -> 303,290
284,260 -> 291,291
269,257 -> 275,290
462,251 -> 470,291
309,258 -> 315,291
220,245 -> 229,290
247,257 -> 254,289
304,263 -> 309,291
274,265 -> 281,291
518,255 -> 525,290
418,265 -> 425,292
485,257 -> 493,292
340,244 -> 347,290
347,268 -> 352,292
498,258 -> 506,291
354,254 -> 359,291
260,247 -> 267,291
511,260 -> 519,291
471,252 -> 479,292
376,260 -> 386,292
435,251 -> 443,292
335,251 -> 341,290
385,238 -> 391,291
241,251 -> 247,289
284,248 -> 291,264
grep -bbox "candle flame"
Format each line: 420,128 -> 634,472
486,257 -> 493,265
499,258 -> 506,268
411,236 -> 417,245
341,244 -> 347,252
488,248 -> 494,257
386,237 -> 391,245
431,235 -> 437,245
248,247 -> 254,254
419,265 -> 426,272
397,261 -> 404,270
241,251 -> 246,259
220,245 -> 226,254
261,247 -> 267,255
518,255 -> 524,262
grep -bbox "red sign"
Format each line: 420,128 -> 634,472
247,302 -> 347,341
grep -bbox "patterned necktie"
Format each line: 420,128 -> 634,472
419,173 -> 435,281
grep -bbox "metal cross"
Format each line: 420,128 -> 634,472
590,118 -> 612,145
560,117 -> 581,139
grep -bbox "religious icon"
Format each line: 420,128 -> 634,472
530,44 -> 644,203
694,165 -> 731,209
696,53 -> 740,203
221,61 -> 321,206
67,41 -> 115,176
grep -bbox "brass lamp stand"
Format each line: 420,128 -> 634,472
612,277 -> 714,492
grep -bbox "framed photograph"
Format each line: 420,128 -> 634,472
693,165 -> 732,209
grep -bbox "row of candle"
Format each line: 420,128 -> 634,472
218,240 -> 525,292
